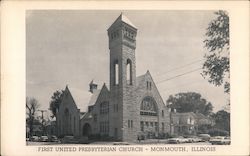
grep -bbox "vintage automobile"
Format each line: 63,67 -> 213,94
40,136 -> 49,142
198,134 -> 211,142
49,135 -> 58,142
209,136 -> 231,145
185,136 -> 202,143
168,136 -> 188,144
31,135 -> 39,142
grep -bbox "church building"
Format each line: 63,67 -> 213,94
56,13 -> 171,142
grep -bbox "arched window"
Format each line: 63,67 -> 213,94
100,101 -> 109,115
114,60 -> 119,85
140,96 -> 157,116
127,59 -> 132,85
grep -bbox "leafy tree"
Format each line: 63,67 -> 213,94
213,110 -> 230,132
166,92 -> 213,116
49,90 -> 64,118
203,10 -> 230,94
26,97 -> 40,138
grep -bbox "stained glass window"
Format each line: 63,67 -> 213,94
140,96 -> 157,116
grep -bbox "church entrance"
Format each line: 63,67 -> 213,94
82,123 -> 92,136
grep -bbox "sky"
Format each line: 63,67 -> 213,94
26,10 -> 229,118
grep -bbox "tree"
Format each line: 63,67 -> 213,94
203,10 -> 230,94
212,110 -> 230,132
49,90 -> 64,118
26,97 -> 40,138
166,92 -> 213,116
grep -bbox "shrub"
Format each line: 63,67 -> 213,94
88,134 -> 101,140
157,132 -> 171,139
58,134 -> 65,139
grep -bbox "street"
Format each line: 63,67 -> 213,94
27,140 -> 212,146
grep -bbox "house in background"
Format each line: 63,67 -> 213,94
170,111 -> 214,136
44,118 -> 57,136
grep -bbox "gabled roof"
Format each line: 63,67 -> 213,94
172,112 -> 211,121
88,89 -> 101,106
65,85 -> 92,112
135,70 -> 166,106
195,113 -> 210,120
136,71 -> 151,87
80,112 -> 93,120
136,74 -> 146,86
108,13 -> 137,30
80,112 -> 86,119
87,83 -> 109,106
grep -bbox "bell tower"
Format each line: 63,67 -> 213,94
108,13 -> 137,89
107,13 -> 138,141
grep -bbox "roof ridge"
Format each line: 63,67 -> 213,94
108,13 -> 137,30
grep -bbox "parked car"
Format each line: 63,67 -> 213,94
209,136 -> 231,145
192,137 -> 203,142
49,135 -> 58,142
186,137 -> 197,143
178,136 -> 189,143
60,136 -> 79,144
168,138 -> 180,144
40,136 -> 49,142
31,136 -> 39,142
198,134 -> 211,142
168,136 -> 187,144
185,136 -> 202,143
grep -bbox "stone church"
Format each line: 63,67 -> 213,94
56,13 -> 170,142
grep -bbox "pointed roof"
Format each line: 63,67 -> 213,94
136,70 -> 167,106
136,70 -> 152,87
64,85 -> 92,111
88,89 -> 101,106
80,112 -> 93,120
195,113 -> 211,120
136,73 -> 146,86
87,83 -> 109,106
108,13 -> 137,30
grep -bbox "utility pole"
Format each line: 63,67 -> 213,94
38,110 -> 47,135
38,110 -> 47,122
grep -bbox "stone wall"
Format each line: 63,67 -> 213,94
57,87 -> 80,137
